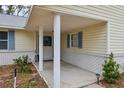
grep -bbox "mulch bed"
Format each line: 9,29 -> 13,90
0,63 -> 48,88
99,74 -> 124,88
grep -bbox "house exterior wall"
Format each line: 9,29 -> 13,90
15,30 -> 36,51
61,51 -> 105,74
0,51 -> 35,65
61,22 -> 107,54
0,29 -> 36,65
42,5 -> 124,54
40,5 -> 124,73
1,6 -> 124,73
61,22 -> 107,73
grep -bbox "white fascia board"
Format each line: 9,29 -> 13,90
0,25 -> 25,30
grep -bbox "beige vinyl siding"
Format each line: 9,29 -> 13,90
0,29 -> 36,52
0,29 -> 36,65
15,30 -> 36,51
61,22 -> 107,54
42,5 -> 124,54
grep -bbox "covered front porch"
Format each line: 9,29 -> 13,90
35,61 -> 97,88
26,6 -> 107,88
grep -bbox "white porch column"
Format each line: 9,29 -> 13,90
54,14 -> 61,88
39,26 -> 43,71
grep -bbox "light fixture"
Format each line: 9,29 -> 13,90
96,73 -> 100,84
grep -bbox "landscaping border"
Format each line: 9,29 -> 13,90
33,63 -> 49,88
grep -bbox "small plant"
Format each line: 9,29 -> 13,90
103,53 -> 120,83
13,55 -> 32,74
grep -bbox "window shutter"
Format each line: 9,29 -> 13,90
9,31 -> 15,50
78,32 -> 83,48
67,34 -> 70,48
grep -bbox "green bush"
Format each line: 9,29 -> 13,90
103,53 -> 120,83
13,55 -> 32,74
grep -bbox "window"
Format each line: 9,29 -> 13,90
0,32 -> 8,49
67,32 -> 83,48
71,33 -> 78,47
43,36 -> 52,46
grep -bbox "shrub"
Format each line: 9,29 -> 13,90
103,53 -> 120,83
13,55 -> 32,74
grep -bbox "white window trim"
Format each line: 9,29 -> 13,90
70,32 -> 79,48
0,31 -> 9,50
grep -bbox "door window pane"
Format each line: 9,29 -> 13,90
43,36 -> 52,46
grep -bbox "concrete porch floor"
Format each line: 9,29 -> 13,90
35,61 -> 98,88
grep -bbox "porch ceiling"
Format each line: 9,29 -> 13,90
26,6 -> 103,32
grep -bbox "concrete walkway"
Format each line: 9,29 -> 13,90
35,61 -> 99,88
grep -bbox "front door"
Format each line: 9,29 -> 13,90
43,36 -> 53,60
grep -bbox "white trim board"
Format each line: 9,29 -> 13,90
0,25 -> 25,30
106,21 -> 110,54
